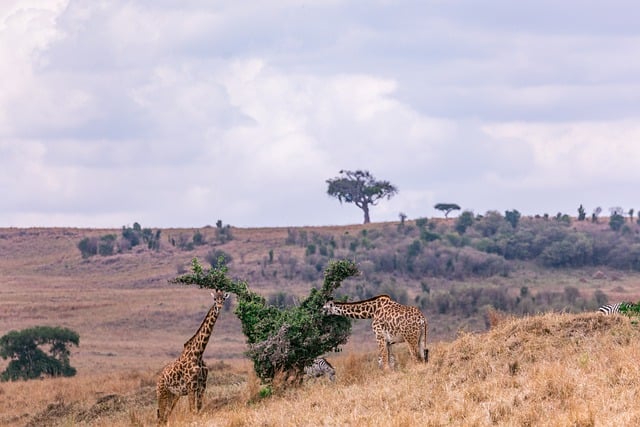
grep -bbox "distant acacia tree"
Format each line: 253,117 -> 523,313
326,170 -> 398,224
0,326 -> 79,381
434,203 -> 461,218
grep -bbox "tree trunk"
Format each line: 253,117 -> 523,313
362,204 -> 370,224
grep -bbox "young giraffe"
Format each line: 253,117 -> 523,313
156,290 -> 229,425
322,295 -> 428,371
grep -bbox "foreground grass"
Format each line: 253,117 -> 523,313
2,312 -> 640,426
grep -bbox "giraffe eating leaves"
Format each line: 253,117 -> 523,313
156,290 -> 229,424
322,295 -> 428,370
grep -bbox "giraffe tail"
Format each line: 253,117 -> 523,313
420,318 -> 429,363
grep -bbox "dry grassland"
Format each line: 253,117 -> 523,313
2,226 -> 640,426
1,312 -> 639,426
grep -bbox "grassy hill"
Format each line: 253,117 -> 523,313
1,220 -> 640,425
2,312 -> 639,426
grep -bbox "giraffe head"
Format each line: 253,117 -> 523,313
211,289 -> 230,312
322,300 -> 337,315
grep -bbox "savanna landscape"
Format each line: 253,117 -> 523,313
2,212 -> 640,426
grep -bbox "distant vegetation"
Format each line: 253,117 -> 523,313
73,207 -> 640,321
284,209 -> 640,281
275,208 -> 640,317
77,220 -> 233,258
77,222 -> 162,258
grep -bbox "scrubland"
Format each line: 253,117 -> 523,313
2,312 -> 639,426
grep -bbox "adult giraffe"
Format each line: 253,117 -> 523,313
322,295 -> 428,370
156,290 -> 229,424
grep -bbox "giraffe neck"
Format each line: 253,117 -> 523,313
332,295 -> 389,319
183,304 -> 221,358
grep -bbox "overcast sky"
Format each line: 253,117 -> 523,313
2,1 -> 639,228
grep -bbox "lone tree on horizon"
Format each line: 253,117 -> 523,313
434,203 -> 461,218
326,170 -> 398,224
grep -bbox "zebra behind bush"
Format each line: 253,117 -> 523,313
304,357 -> 335,382
598,302 -> 629,315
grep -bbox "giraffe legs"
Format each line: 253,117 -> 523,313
157,389 -> 179,425
376,335 -> 393,371
405,334 -> 422,363
188,364 -> 208,413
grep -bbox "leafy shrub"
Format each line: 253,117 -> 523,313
77,237 -> 98,258
172,258 -> 358,384
205,250 -> 233,269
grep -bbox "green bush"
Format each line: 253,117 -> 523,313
172,258 -> 358,384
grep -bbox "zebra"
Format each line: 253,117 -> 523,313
304,357 -> 335,382
598,302 -> 629,315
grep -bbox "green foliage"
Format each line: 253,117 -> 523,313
98,234 -> 117,255
505,210 -> 521,229
0,326 -> 79,381
609,212 -> 625,231
415,217 -> 428,229
326,169 -> 398,224
205,250 -> 233,269
77,237 -> 98,258
619,301 -> 640,317
416,284 -> 601,317
79,222 -> 161,257
455,211 -> 474,234
215,220 -> 234,243
192,230 -> 206,246
172,258 -> 359,384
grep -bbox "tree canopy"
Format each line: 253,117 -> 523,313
326,170 -> 398,224
0,326 -> 79,381
172,258 -> 359,384
434,203 -> 461,218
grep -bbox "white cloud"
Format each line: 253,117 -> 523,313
483,120 -> 640,188
1,1 -> 640,226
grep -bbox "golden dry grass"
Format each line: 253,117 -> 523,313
2,312 -> 640,426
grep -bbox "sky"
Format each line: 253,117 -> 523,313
1,0 -> 640,228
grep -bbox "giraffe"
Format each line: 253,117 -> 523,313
322,295 -> 428,371
156,290 -> 229,424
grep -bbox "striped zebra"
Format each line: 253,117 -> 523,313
598,302 -> 629,315
304,357 -> 335,382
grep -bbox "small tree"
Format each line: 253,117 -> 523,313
455,210 -> 474,234
609,212 -> 625,231
505,209 -> 521,229
577,204 -> 586,221
326,170 -> 398,224
434,203 -> 461,218
0,326 -> 79,381
172,258 -> 358,385
592,207 -> 602,223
